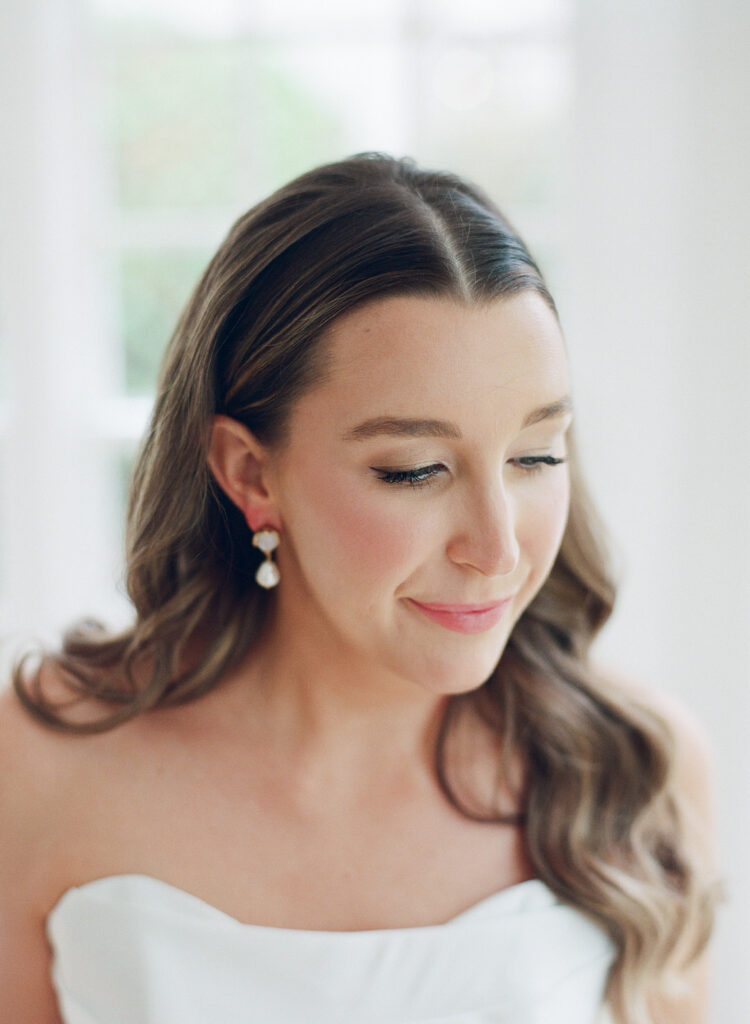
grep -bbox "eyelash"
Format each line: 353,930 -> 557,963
373,457 -> 568,489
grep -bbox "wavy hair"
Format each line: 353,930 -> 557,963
13,153 -> 719,1022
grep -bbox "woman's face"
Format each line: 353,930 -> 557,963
263,291 -> 572,697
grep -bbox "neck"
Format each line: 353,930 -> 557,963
218,600 -> 454,796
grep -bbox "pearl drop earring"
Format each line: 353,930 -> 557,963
252,528 -> 281,589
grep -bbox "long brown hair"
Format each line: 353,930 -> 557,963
13,153 -> 719,1021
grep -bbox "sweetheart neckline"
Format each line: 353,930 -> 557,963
47,872 -> 558,937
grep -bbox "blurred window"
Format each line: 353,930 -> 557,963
0,0 -> 572,638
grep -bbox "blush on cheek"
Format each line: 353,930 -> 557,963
313,483 -> 419,577
542,481 -> 569,548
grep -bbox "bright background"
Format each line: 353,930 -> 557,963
1,2 -> 747,1019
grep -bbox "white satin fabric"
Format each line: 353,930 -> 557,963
47,874 -> 616,1023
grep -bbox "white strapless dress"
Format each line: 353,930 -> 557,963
46,874 -> 617,1023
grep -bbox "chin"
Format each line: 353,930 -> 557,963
415,648 -> 508,697
423,674 -> 495,700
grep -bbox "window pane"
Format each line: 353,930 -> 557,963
114,35 -> 245,208
255,40 -> 404,183
120,247 -> 212,393
233,43 -> 347,198
418,40 -> 571,209
112,32 -> 347,210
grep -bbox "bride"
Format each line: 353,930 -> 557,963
1,153 -> 720,1023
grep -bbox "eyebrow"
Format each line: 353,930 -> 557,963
341,396 -> 573,442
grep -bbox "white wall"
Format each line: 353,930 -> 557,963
561,2 -> 750,1019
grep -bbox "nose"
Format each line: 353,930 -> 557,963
446,480 -> 521,578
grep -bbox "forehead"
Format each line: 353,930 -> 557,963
313,292 -> 569,415
280,293 -> 570,457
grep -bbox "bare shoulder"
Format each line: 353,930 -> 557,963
0,664 -> 102,790
0,659 -> 171,1021
0,660 -> 162,840
0,677 -> 75,825
0,670 -> 103,896
0,675 -> 90,1023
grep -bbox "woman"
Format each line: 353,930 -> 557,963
1,153 -> 720,1023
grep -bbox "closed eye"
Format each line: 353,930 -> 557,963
512,456 -> 567,474
373,464 -> 445,488
372,456 -> 567,489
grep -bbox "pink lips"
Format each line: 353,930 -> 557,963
406,597 -> 515,634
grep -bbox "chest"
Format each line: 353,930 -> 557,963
59,740 -> 533,930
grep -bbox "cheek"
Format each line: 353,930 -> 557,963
293,467 -> 420,582
518,473 -> 571,575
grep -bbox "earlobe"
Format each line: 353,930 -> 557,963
206,415 -> 277,527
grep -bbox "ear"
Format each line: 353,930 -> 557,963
206,415 -> 281,532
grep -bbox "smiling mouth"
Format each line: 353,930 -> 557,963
405,597 -> 515,634
410,599 -> 515,613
